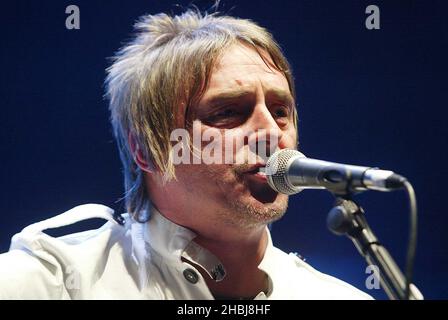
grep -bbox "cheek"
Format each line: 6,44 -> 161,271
283,126 -> 298,148
179,163 -> 243,191
198,165 -> 247,201
204,164 -> 239,186
203,164 -> 248,199
198,124 -> 245,163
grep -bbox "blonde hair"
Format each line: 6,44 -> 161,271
105,9 -> 297,220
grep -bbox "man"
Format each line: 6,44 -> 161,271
0,10 -> 371,299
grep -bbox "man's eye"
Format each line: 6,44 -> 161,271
216,109 -> 238,117
273,106 -> 289,118
211,108 -> 240,119
202,107 -> 245,128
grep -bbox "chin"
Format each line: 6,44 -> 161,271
230,191 -> 288,226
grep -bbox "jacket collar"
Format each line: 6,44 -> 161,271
143,206 -> 226,281
142,205 -> 275,293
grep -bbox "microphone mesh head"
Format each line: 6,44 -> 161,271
265,149 -> 303,195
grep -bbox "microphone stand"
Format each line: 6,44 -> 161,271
326,197 -> 423,300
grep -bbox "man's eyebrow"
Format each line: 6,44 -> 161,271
266,88 -> 295,105
203,89 -> 253,106
201,88 -> 294,107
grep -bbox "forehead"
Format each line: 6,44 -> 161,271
203,43 -> 291,98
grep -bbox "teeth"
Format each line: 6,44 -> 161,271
258,167 -> 266,175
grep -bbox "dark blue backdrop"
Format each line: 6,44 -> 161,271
1,0 -> 446,299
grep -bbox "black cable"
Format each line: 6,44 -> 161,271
403,180 -> 418,300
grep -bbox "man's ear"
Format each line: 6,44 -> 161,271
128,132 -> 154,173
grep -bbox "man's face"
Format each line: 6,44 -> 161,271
171,43 -> 297,229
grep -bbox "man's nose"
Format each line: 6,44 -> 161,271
246,103 -> 283,159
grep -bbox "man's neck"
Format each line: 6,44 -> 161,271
192,227 -> 269,299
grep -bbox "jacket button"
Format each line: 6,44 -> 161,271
183,268 -> 199,284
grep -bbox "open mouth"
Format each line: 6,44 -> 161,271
244,165 -> 268,182
245,168 -> 278,203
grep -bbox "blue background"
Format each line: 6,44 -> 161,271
0,0 -> 446,299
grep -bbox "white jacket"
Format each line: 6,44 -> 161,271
0,204 -> 372,299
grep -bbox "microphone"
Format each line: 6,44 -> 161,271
265,149 -> 407,195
